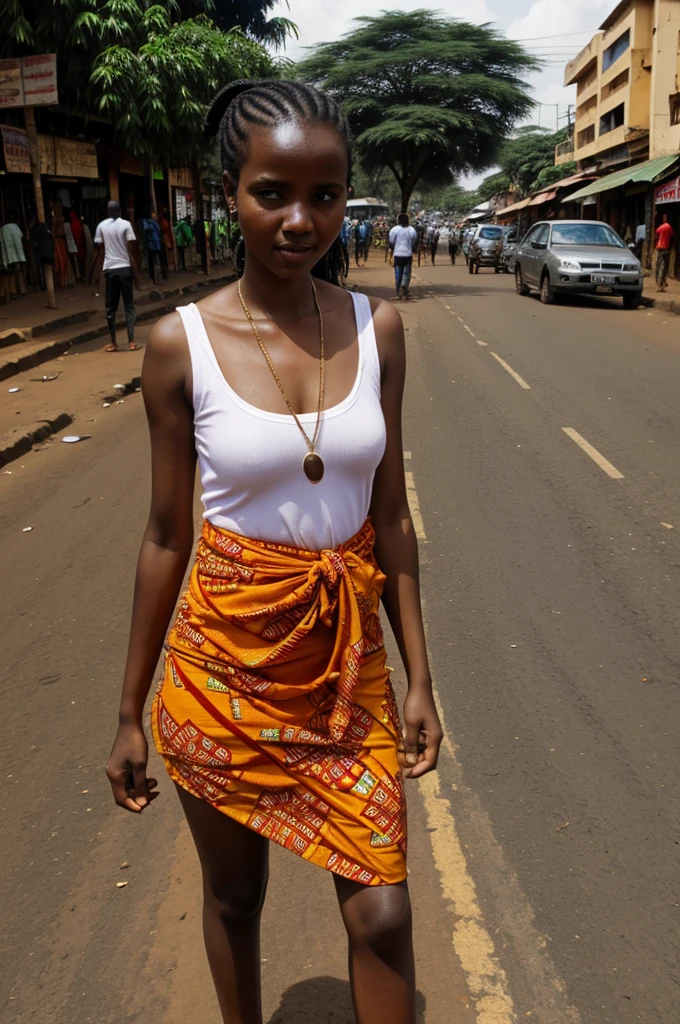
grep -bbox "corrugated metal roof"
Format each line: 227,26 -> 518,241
564,155 -> 680,203
529,189 -> 558,206
496,197 -> 532,216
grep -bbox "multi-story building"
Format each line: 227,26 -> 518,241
556,0 -> 680,273
558,0 -> 661,171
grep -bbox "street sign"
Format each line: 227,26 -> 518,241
0,54 -> 57,109
655,176 -> 680,205
0,124 -> 31,173
21,54 -> 58,106
0,59 -> 24,109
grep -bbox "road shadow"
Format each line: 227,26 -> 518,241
266,976 -> 427,1023
522,290 -> 639,313
353,280 -> 495,302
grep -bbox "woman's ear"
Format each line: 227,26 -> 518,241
223,171 -> 238,216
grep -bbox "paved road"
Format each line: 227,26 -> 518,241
1,252 -> 678,1023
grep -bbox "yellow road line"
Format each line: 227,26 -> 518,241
464,325 -> 475,336
476,339 -> 488,347
405,470 -> 426,540
562,428 -> 624,479
490,352 -> 531,390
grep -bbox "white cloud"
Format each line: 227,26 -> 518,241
273,0 -> 500,60
271,0 -> 619,184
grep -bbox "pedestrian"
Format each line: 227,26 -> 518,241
655,212 -> 674,292
414,219 -> 425,266
92,200 -> 141,352
429,223 -> 440,266
634,220 -> 646,263
388,212 -> 418,300
354,215 -> 371,266
339,213 -> 351,278
448,229 -> 458,265
106,77 -> 442,1024
175,216 -> 194,271
142,213 -> 163,284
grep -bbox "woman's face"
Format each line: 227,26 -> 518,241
224,119 -> 348,279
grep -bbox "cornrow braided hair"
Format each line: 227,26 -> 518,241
205,79 -> 353,286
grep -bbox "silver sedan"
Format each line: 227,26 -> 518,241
515,220 -> 643,309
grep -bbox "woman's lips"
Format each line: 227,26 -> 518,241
276,246 -> 315,263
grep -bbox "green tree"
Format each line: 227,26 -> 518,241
500,125 -> 571,196
296,10 -> 537,212
476,171 -> 511,203
179,0 -> 298,48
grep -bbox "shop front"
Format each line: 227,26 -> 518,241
653,173 -> 680,280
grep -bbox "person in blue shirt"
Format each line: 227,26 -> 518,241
339,215 -> 351,277
354,216 -> 373,266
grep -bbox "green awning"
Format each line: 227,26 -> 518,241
563,155 -> 680,203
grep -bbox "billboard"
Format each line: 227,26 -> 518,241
0,55 -> 57,109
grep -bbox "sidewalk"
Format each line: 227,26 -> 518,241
0,265 -> 233,345
641,271 -> 680,314
0,266 -> 236,468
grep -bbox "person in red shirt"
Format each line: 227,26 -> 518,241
655,213 -> 674,291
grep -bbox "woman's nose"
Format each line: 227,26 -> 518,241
282,203 -> 313,234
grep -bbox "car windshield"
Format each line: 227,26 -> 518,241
479,227 -> 503,239
551,223 -> 626,248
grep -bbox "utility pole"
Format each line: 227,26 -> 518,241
23,106 -> 56,309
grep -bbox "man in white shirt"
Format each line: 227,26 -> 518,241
93,201 -> 141,351
388,213 -> 418,300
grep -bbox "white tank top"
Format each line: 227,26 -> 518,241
178,291 -> 386,551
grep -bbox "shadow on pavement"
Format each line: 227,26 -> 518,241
353,279 -> 494,302
267,976 -> 427,1023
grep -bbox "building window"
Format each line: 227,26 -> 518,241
600,102 -> 625,136
577,124 -> 596,147
602,29 -> 630,72
602,68 -> 629,100
671,93 -> 680,126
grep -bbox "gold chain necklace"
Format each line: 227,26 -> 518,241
237,278 -> 326,483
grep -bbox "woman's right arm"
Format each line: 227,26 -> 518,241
106,313 -> 197,813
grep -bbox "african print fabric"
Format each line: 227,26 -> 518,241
151,518 -> 407,886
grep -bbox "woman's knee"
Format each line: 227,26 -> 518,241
203,870 -> 268,927
342,885 -> 412,955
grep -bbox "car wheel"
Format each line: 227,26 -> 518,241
515,266 -> 529,296
539,272 -> 554,305
622,291 -> 642,310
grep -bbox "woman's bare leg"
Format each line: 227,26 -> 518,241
176,785 -> 269,1024
334,875 -> 415,1024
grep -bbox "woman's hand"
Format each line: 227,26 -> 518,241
399,688 -> 443,780
106,721 -> 158,813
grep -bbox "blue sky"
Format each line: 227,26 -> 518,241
272,0 -> 616,185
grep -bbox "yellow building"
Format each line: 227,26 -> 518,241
559,0 -> 665,171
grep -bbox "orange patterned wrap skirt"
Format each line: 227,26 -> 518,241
151,518 -> 407,886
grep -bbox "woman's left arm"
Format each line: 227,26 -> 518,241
369,299 -> 443,780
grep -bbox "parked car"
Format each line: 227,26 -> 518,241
468,224 -> 504,274
514,220 -> 643,308
500,228 -> 519,274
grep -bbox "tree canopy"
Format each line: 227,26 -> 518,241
499,125 -> 573,196
296,10 -> 538,211
0,1 -> 278,165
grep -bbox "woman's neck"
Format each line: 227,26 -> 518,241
239,258 -> 317,323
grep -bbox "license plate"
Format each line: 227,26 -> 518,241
592,274 -> 616,284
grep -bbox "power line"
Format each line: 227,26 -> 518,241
509,30 -> 599,42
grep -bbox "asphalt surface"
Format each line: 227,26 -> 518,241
1,250 -> 678,1023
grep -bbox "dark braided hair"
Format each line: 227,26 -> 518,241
205,79 -> 352,286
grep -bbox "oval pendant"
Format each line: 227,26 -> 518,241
303,451 -> 324,483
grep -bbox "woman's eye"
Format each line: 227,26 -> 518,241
315,191 -> 339,202
258,189 -> 281,200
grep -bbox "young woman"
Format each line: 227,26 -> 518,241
106,79 -> 442,1024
